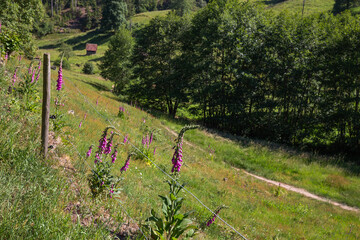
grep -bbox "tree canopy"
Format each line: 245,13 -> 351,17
101,0 -> 128,31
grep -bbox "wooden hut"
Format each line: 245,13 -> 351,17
86,43 -> 97,55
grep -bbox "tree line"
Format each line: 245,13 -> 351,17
102,0 -> 360,154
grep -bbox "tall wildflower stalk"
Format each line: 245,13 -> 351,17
171,125 -> 199,174
88,127 -> 125,198
51,56 -> 67,132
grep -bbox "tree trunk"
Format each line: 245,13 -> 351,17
51,0 -> 54,17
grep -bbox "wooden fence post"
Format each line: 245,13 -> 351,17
41,53 -> 51,159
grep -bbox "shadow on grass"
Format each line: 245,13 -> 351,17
263,0 -> 287,5
39,43 -> 62,50
144,107 -> 360,176
80,80 -> 111,92
65,29 -> 113,51
89,57 -> 104,62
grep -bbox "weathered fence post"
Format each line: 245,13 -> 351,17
41,53 -> 51,159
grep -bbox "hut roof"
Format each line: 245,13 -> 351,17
86,43 -> 98,52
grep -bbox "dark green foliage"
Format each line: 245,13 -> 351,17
0,0 -> 44,57
142,180 -> 197,239
101,0 -> 128,31
332,0 -> 360,14
83,62 -> 94,74
33,20 -> 55,38
134,0 -> 158,13
128,0 -> 360,154
172,0 -> 195,16
100,27 -> 134,94
130,13 -> 191,117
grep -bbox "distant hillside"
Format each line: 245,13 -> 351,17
258,0 -> 335,15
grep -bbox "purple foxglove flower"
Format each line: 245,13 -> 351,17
56,63 -> 63,91
142,136 -> 145,146
153,147 -> 156,155
5,52 -> 8,61
18,55 -> 22,62
109,184 -> 114,198
123,134 -> 128,143
206,209 -> 222,227
96,97 -> 99,106
79,121 -> 82,128
31,70 -> 35,83
95,152 -> 100,164
171,138 -> 183,173
121,155 -> 131,172
38,60 -> 41,70
86,146 -> 93,158
35,72 -> 40,82
111,149 -> 117,163
84,113 -> 87,120
104,138 -> 113,155
98,129 -> 108,154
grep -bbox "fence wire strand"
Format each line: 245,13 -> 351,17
64,77 -> 248,240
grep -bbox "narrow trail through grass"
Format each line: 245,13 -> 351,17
163,119 -> 360,213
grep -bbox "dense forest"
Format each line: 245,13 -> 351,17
124,2 -> 360,155
2,0 -> 360,155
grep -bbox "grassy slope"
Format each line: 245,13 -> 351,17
32,25 -> 360,239
0,61 -> 118,239
253,0 -> 334,15
131,10 -> 171,25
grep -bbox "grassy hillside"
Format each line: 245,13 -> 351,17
131,10 -> 171,25
9,28 -> 355,239
258,0 -> 335,15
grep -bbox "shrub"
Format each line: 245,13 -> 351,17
83,62 -> 94,74
33,21 -> 54,38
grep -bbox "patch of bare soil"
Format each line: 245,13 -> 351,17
64,202 -> 140,239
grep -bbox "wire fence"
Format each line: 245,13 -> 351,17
60,76 -> 248,240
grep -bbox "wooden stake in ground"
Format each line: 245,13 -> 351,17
41,53 -> 51,158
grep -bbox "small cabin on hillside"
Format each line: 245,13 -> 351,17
86,43 -> 97,55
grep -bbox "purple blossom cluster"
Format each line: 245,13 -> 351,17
111,149 -> 118,163
56,62 -> 63,91
104,136 -> 113,155
86,145 -> 93,158
206,209 -> 222,227
121,155 -> 132,172
142,133 -> 153,149
98,129 -> 108,154
119,106 -> 125,112
123,134 -> 128,143
171,137 -> 183,173
31,70 -> 35,83
109,184 -> 114,198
